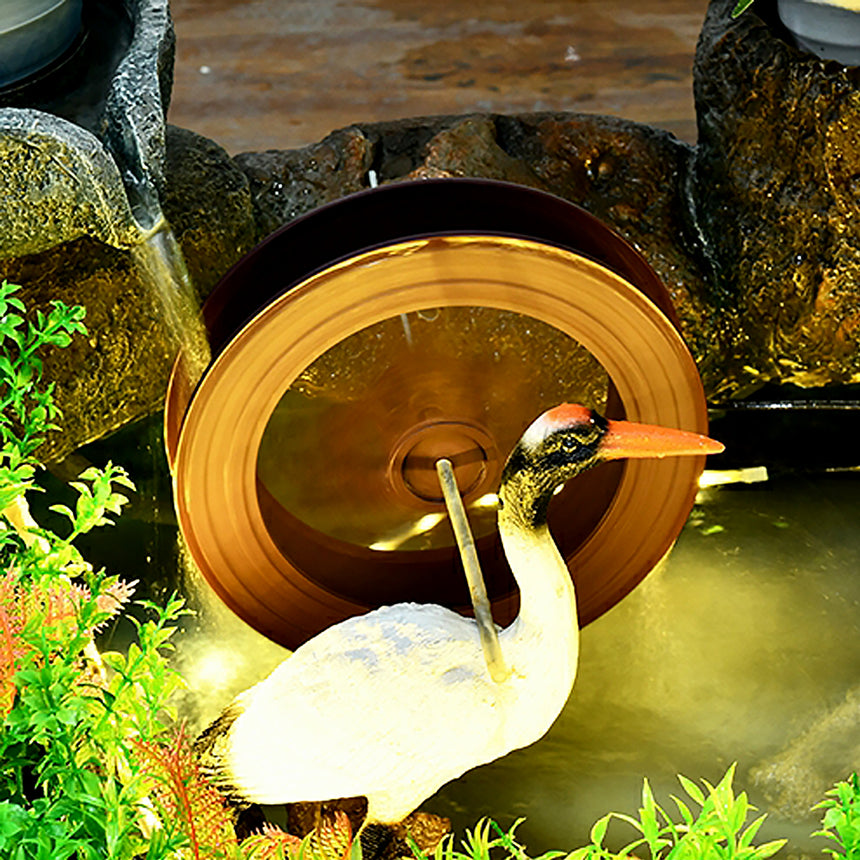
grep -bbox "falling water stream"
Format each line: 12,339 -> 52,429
130,223 -> 212,397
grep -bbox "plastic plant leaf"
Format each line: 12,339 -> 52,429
677,775 -> 706,808
739,815 -> 768,849
308,811 -> 353,860
670,795 -> 694,828
590,815 -> 610,848
639,778 -> 673,855
730,792 -> 750,834
132,725 -> 237,859
752,839 -> 788,859
241,823 -> 302,860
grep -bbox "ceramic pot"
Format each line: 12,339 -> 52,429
778,0 -> 860,64
0,0 -> 83,86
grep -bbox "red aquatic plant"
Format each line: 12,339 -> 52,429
241,811 -> 353,860
307,811 -> 354,860
0,569 -> 133,717
0,571 -> 28,717
133,723 -> 238,860
133,724 -> 356,860
239,823 -> 303,860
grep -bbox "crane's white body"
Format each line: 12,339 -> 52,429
197,405 -> 719,825
218,519 -> 578,823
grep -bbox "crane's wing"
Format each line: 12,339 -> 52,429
199,603 -> 513,814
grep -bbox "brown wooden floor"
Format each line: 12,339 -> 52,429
167,0 -> 709,156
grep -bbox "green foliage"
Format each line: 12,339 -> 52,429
0,281 -> 357,860
563,765 -> 786,860
0,281 -> 86,512
732,0 -> 756,17
0,281 -> 188,859
411,770 -> 789,860
411,818 -> 562,860
813,773 -> 860,860
412,769 -> 860,860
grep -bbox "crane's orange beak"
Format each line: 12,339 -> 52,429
601,417 -> 724,460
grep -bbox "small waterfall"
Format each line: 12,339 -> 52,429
131,220 -> 212,397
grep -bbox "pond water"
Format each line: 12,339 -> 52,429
425,470 -> 860,857
43,406 -> 860,859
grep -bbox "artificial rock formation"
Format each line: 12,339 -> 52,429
3,0 -> 860,458
693,0 -> 860,395
228,0 -> 860,401
0,125 -> 255,462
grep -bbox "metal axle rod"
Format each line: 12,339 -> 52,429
435,458 -> 509,683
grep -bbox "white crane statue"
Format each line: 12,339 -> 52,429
194,403 -> 722,829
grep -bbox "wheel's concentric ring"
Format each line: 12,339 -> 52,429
169,225 -> 708,649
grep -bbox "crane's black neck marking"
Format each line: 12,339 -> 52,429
499,410 -> 608,529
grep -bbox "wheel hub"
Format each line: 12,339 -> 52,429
395,420 -> 496,504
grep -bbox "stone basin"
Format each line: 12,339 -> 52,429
5,0 -> 859,851
0,0 -> 858,462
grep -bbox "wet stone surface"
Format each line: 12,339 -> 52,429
693,0 -> 860,396
0,125 -> 255,462
0,237 -> 173,463
234,127 -> 373,239
161,124 -> 256,299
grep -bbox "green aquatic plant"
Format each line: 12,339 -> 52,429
408,767 -> 860,860
0,280 -> 359,860
410,817 -> 562,860
565,765 -> 785,860
813,773 -> 860,860
410,768 -> 786,860
0,280 -> 188,859
732,0 -> 756,16
0,279 -> 86,511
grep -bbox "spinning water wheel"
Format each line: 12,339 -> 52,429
165,179 -> 709,649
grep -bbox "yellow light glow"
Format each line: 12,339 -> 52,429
369,512 -> 447,551
416,512 -> 446,531
698,466 -> 768,488
472,492 -> 499,509
190,648 -> 238,688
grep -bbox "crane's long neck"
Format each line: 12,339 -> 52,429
497,467 -> 579,678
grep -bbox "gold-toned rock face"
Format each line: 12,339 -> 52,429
259,305 -> 608,551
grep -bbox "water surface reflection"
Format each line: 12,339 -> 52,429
425,473 -> 860,857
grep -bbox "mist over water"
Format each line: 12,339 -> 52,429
173,543 -> 291,736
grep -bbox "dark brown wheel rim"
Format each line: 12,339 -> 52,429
166,181 -> 709,649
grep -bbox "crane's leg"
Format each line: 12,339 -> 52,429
435,458 -> 509,683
